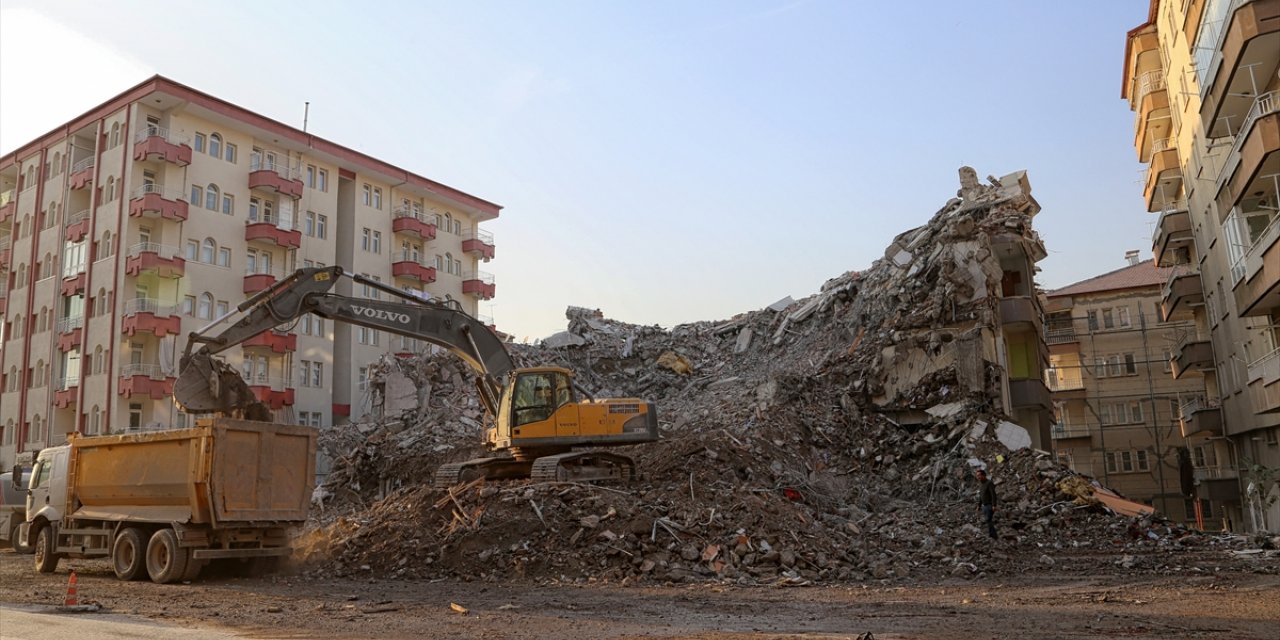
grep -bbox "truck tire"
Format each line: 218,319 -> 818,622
112,527 -> 148,581
9,521 -> 33,554
145,528 -> 189,584
33,525 -> 59,573
181,558 -> 206,582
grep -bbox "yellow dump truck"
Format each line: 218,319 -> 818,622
14,418 -> 316,583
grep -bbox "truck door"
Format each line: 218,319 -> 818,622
551,372 -> 579,436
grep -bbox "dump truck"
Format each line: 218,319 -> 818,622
16,418 -> 316,583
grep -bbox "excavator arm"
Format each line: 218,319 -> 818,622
175,266 -> 513,417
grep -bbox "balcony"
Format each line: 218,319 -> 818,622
124,243 -> 185,278
1200,0 -> 1280,139
128,184 -> 189,221
1133,71 -> 1171,163
1195,466 -> 1242,503
462,271 -> 496,300
1152,206 -> 1193,267
245,214 -> 301,249
392,252 -> 437,284
1045,322 -> 1078,348
117,363 -> 176,399
246,377 -> 295,410
121,298 -> 182,338
1144,141 -> 1184,213
0,234 -> 9,264
1221,95 -> 1280,217
242,330 -> 297,354
1161,265 -> 1204,320
1172,330 -> 1215,378
1247,347 -> 1280,414
0,188 -> 14,223
1232,211 -> 1280,316
68,158 -> 94,190
1050,422 -> 1091,440
55,315 -> 84,352
65,209 -> 91,242
462,229 -> 496,261
248,156 -> 303,199
999,295 -> 1041,332
53,378 -> 79,409
391,206 -> 437,240
1009,378 -> 1051,411
243,268 -> 278,295
60,262 -> 87,297
0,283 -> 7,315
132,126 -> 192,166
1179,398 -> 1224,438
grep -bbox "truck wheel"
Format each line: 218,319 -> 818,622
145,528 -> 189,584
34,525 -> 59,573
9,521 -> 33,554
112,528 -> 148,581
181,558 -> 206,582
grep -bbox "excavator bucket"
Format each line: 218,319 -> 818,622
175,352 -> 270,420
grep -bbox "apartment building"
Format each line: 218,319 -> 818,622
1123,0 -> 1280,531
0,76 -> 500,470
1045,254 -> 1211,526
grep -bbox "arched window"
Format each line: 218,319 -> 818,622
96,288 -> 107,316
94,346 -> 104,375
51,152 -> 61,175
105,176 -> 116,201
34,361 -> 45,387
102,230 -> 112,258
205,184 -> 220,210
201,238 -> 215,263
6,367 -> 15,392
38,307 -> 49,333
110,122 -> 121,147
16,264 -> 26,286
89,406 -> 99,435
42,253 -> 52,279
198,293 -> 214,319
209,133 -> 222,158
445,214 -> 453,233
445,253 -> 454,275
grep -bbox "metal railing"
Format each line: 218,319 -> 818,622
1198,0 -> 1250,95
477,314 -> 494,326
0,189 -> 13,207
1046,377 -> 1085,392
55,315 -> 83,333
249,155 -> 299,179
119,363 -> 171,379
1174,327 -> 1207,351
1194,466 -> 1239,480
247,209 -> 294,230
1150,137 -> 1174,154
131,183 -> 175,199
1179,396 -> 1216,419
61,260 -> 86,279
392,206 -> 436,224
1051,423 -> 1091,439
1247,346 -> 1280,385
1217,91 -> 1278,195
133,125 -> 188,145
123,298 -> 176,316
71,157 -> 95,174
464,228 -> 495,244
1162,264 -> 1198,300
244,264 -> 283,277
463,271 -> 495,284
393,250 -> 430,266
1134,70 -> 1166,106
55,376 -> 80,391
242,374 -> 290,391
1242,212 -> 1280,281
1151,204 -> 1190,245
126,242 -> 180,259
66,209 -> 90,225
0,235 -> 9,252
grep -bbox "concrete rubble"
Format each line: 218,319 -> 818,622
301,168 -> 1274,584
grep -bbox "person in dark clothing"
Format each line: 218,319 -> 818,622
975,468 -> 997,539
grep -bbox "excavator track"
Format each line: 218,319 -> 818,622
433,457 -> 534,488
529,451 -> 636,483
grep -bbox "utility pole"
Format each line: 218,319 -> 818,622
1138,307 -> 1170,516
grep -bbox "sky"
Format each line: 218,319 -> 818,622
0,1 -> 1154,340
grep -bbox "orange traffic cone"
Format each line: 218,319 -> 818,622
64,571 -> 78,606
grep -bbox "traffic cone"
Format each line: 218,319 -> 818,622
64,571 -> 78,606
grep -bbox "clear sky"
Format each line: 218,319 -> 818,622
0,1 -> 1153,340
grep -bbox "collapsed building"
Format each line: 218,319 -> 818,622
302,168 -> 1272,584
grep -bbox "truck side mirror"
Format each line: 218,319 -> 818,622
9,464 -> 20,491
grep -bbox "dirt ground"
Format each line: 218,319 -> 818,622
1,549 -> 1276,639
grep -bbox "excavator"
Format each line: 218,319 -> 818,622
173,266 -> 658,487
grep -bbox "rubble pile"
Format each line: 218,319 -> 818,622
303,168 -> 1274,583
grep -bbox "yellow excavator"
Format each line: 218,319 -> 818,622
173,266 -> 658,486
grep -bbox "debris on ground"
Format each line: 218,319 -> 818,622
301,168 -> 1273,584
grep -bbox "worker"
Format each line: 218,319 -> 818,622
975,468 -> 997,540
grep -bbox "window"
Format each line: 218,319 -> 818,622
372,230 -> 381,253
183,296 -> 196,316
1266,428 -> 1279,446
358,366 -> 368,390
1117,306 -> 1131,328
205,184 -> 220,211
201,238 -> 215,264
317,169 -> 328,192
1102,308 -> 1115,329
312,362 -> 323,387
1163,350 -> 1173,373
198,293 -> 213,319
191,184 -> 204,207
185,240 -> 199,261
372,187 -> 382,210
224,143 -> 237,163
304,211 -> 315,236
105,176 -> 116,201
362,228 -> 371,251
129,403 -> 142,430
362,184 -> 371,206
209,133 -> 222,158
446,252 -> 455,275
216,300 -> 229,318
194,133 -> 206,153
317,214 -> 328,239
1124,353 -> 1137,375
101,230 -> 113,259
218,247 -> 231,267
222,193 -> 234,215
109,122 -> 121,148
445,213 -> 454,234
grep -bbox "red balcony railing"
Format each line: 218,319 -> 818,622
462,229 -> 495,261
242,330 -> 297,353
68,158 -> 94,190
462,271 -> 496,300
118,363 -> 176,399
129,185 -> 189,221
246,377 -> 295,409
132,126 -> 192,166
248,156 -> 303,199
65,209 -> 91,242
243,268 -> 279,294
391,206 -> 438,240
124,243 -> 185,278
56,315 -> 84,352
391,252 -> 437,284
121,298 -> 182,338
245,215 -> 301,249
53,378 -> 79,409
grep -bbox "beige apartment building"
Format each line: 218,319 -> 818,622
0,76 -> 500,470
1046,255 -> 1210,526
1123,0 -> 1280,531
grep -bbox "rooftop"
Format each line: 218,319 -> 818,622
1047,259 -> 1172,298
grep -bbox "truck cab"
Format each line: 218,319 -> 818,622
1,465 -> 33,553
19,445 -> 69,556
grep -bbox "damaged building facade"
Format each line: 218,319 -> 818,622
1046,254 -> 1211,526
1123,0 -> 1280,532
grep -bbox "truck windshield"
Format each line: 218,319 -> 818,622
31,461 -> 51,490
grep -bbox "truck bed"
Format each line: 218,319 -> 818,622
69,418 -> 316,526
